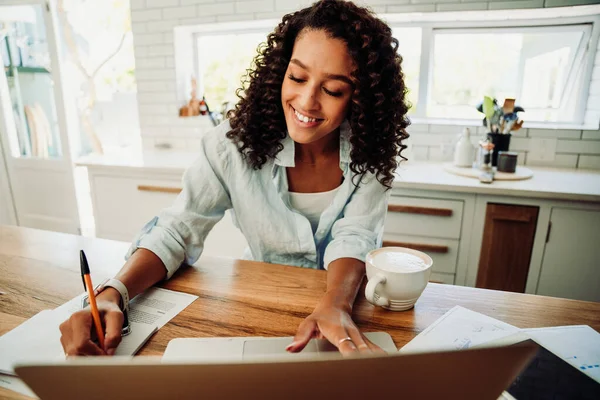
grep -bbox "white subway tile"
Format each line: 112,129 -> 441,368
581,130 -> 600,140
142,136 -> 156,150
137,81 -> 172,92
488,0 -> 544,10
275,0 -> 314,12
136,56 -> 166,70
407,123 -> 429,133
131,22 -> 147,34
255,11 -> 285,19
130,0 -> 146,11
578,155 -> 600,170
408,133 -> 453,146
133,45 -> 148,57
410,0 -> 453,3
141,127 -> 172,137
178,16 -> 218,25
436,2 -> 488,11
359,0 -> 399,6
139,104 -> 171,114
429,124 -> 462,134
181,0 -> 217,4
217,13 -> 255,22
146,45 -> 175,56
142,115 -> 173,125
163,6 -> 198,19
544,0 -> 599,6
411,146 -> 429,162
146,21 -> 178,33
236,0 -> 273,14
138,92 -> 177,103
131,9 -> 162,22
199,2 -> 235,15
133,33 -> 167,46
146,0 -> 179,7
509,137 -> 530,152
524,154 -> 578,168
528,128 -> 582,139
556,139 -> 600,155
186,139 -> 203,152
387,4 -> 436,12
135,68 -> 175,80
517,152 -> 526,166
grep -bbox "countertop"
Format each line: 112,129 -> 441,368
76,150 -> 600,203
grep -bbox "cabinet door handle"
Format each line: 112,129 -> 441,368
387,205 -> 453,217
382,240 -> 449,254
137,185 -> 182,194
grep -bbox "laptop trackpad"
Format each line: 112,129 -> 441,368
242,337 -> 318,360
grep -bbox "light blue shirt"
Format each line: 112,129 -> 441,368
126,120 -> 390,279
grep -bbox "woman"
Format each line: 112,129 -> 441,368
60,0 -> 410,357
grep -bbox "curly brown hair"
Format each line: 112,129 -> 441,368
227,0 -> 410,188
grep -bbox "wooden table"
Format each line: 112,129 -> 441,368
1,225 -> 599,399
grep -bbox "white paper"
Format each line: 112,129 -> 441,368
522,325 -> 600,383
0,287 -> 196,377
0,374 -> 38,399
400,305 -> 521,354
128,287 -> 198,329
0,310 -> 65,375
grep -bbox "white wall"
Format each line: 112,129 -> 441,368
129,0 -> 600,169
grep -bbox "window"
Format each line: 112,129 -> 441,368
189,9 -> 599,127
195,30 -> 268,114
427,25 -> 591,123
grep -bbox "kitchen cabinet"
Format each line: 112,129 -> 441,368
536,207 -> 600,302
383,190 -> 477,285
86,167 -> 248,259
475,203 -> 539,293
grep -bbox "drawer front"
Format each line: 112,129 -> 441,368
385,196 -> 463,240
93,176 -> 182,240
382,234 -> 459,274
429,272 -> 455,285
91,175 -> 249,258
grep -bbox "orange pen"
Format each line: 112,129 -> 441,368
80,250 -> 105,350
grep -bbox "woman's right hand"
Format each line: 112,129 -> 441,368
59,288 -> 124,356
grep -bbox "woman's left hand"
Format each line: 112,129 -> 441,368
286,295 -> 385,356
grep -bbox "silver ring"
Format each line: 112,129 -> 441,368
338,337 -> 353,346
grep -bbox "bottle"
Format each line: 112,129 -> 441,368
199,97 -> 208,116
453,127 -> 474,167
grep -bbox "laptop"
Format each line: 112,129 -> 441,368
15,337 -> 537,400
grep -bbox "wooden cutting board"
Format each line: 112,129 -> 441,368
443,163 -> 534,181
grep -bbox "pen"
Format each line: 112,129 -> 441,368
80,250 -> 105,349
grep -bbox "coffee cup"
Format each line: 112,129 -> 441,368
364,247 -> 433,311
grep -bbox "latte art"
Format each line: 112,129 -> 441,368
372,251 -> 427,272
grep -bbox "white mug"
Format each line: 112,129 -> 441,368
365,247 -> 433,311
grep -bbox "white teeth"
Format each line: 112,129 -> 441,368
294,109 -> 317,123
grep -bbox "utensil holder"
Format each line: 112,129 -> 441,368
487,133 -> 511,167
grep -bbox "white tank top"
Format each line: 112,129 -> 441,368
289,186 -> 341,233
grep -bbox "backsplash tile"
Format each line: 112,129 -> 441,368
579,155 -> 600,170
525,153 -> 579,169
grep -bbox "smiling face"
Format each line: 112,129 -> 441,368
281,29 -> 355,145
